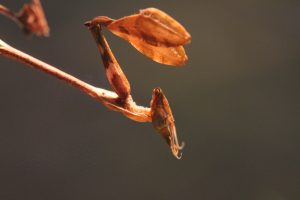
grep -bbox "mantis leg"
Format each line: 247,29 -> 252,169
87,22 -> 131,100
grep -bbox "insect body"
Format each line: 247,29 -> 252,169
88,23 -> 131,99
151,88 -> 184,159
96,8 -> 191,66
85,8 -> 190,159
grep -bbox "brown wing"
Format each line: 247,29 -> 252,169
106,14 -> 140,43
107,8 -> 190,47
105,8 -> 190,66
129,37 -> 188,66
137,8 -> 191,46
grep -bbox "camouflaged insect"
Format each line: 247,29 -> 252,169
151,87 -> 184,159
95,8 -> 191,66
86,8 -> 190,159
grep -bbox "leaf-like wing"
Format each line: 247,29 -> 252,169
129,37 -> 188,66
105,8 -> 190,66
107,8 -> 191,47
137,8 -> 191,46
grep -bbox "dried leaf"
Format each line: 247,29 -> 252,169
107,8 -> 190,47
17,0 -> 49,36
150,87 -> 184,159
128,37 -> 188,66
88,24 -> 131,99
105,8 -> 191,66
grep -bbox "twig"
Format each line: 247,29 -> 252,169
0,39 -> 151,122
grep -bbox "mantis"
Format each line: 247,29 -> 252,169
85,8 -> 191,159
1,5 -> 191,159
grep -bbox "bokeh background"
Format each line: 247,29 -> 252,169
1,0 -> 299,199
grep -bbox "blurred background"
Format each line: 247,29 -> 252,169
0,0 -> 299,199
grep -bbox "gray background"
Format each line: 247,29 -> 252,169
0,0 -> 299,199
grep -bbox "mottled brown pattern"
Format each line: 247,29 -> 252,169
1,6 -> 190,159
84,8 -> 190,158
150,88 -> 184,159
118,26 -> 130,35
104,8 -> 191,66
0,0 -> 49,37
88,24 -> 131,99
17,0 -> 49,36
110,73 -> 130,99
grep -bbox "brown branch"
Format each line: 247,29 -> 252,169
0,39 -> 151,122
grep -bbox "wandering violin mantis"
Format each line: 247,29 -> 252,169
85,8 -> 190,158
1,6 -> 191,159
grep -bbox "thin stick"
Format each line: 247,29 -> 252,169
0,4 -> 19,24
0,39 -> 151,122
